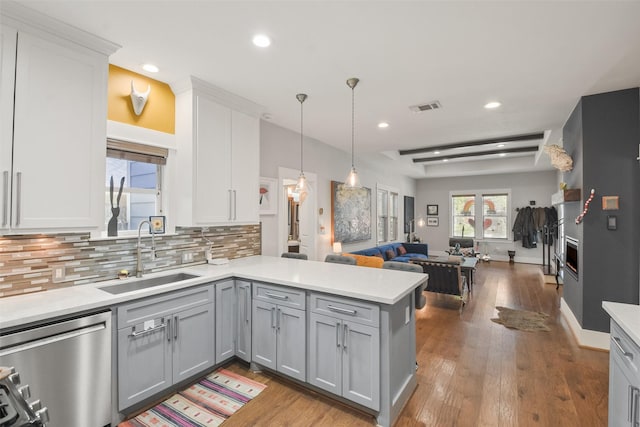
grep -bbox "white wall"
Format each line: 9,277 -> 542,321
415,170 -> 558,264
260,121 -> 416,261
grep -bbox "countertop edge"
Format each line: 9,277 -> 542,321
602,301 -> 640,347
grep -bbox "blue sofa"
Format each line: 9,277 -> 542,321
349,242 -> 428,263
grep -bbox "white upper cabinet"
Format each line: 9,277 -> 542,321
173,77 -> 263,226
0,4 -> 118,233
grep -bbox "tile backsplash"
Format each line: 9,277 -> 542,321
0,224 -> 261,298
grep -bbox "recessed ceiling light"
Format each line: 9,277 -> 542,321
499,153 -> 507,157
142,63 -> 159,73
497,143 -> 505,148
378,122 -> 389,129
443,158 -> 449,162
433,151 -> 440,155
252,34 -> 271,47
484,101 -> 501,109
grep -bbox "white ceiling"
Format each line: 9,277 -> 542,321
16,1 -> 640,178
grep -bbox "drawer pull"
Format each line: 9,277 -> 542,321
328,305 -> 357,316
613,336 -> 634,359
129,322 -> 166,338
265,292 -> 289,301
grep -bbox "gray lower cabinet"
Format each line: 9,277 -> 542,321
215,280 -> 236,363
215,279 -> 252,363
252,282 -> 306,382
236,280 -> 252,362
116,285 -> 215,410
609,320 -> 640,426
309,293 -> 380,410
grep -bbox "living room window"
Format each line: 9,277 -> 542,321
451,190 -> 510,240
105,139 -> 167,233
377,185 -> 398,243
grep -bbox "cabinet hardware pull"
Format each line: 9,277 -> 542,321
167,318 -> 171,342
271,307 -> 276,329
343,324 -> 348,350
15,172 -> 21,226
634,387 -> 640,426
129,322 -> 166,338
245,289 -> 249,323
265,292 -> 289,301
277,308 -> 281,331
630,386 -> 637,422
228,190 -> 232,220
613,336 -> 634,359
174,316 -> 179,339
233,190 -> 237,220
336,322 -> 341,348
2,171 -> 7,227
328,305 -> 357,315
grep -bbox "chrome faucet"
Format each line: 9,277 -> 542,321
136,220 -> 157,278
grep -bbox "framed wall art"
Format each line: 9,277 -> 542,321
427,217 -> 439,227
259,177 -> 277,215
331,181 -> 371,243
427,204 -> 438,216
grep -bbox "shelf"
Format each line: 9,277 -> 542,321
551,189 -> 581,205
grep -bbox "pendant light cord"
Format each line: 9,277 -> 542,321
351,85 -> 355,168
300,99 -> 304,174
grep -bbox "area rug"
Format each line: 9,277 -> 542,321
491,306 -> 551,332
119,368 -> 267,427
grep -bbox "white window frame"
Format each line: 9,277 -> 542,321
377,184 -> 399,243
449,189 -> 512,242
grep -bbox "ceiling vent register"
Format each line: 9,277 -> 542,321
409,101 -> 442,112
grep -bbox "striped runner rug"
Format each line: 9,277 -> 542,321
119,368 -> 267,427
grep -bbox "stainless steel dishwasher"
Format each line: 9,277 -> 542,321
0,311 -> 112,427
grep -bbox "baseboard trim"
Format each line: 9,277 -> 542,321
560,298 -> 609,350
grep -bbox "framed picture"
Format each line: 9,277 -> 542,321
427,217 -> 439,227
427,204 -> 438,216
149,216 -> 165,234
331,181 -> 372,243
259,177 -> 277,215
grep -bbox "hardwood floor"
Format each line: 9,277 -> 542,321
222,261 -> 609,426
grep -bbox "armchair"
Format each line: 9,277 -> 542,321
410,259 -> 469,312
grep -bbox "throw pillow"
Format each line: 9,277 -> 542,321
397,245 -> 407,255
385,249 -> 396,260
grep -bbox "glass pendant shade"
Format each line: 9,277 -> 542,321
295,93 -> 308,202
345,166 -> 360,188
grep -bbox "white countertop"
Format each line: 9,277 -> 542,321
603,301 -> 640,346
0,255 -> 427,330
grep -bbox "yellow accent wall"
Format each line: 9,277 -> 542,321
108,64 -> 175,134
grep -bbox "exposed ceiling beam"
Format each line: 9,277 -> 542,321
399,132 -> 545,156
412,146 -> 539,163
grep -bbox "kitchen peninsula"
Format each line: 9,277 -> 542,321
0,256 -> 427,427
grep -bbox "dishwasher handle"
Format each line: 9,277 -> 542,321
0,323 -> 106,357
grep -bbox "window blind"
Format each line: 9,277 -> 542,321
106,139 -> 168,165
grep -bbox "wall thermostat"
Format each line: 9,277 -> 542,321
607,215 -> 617,230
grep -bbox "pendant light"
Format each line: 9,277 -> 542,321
345,77 -> 361,188
294,93 -> 308,202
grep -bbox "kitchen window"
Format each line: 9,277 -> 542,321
451,190 -> 510,240
377,184 -> 398,243
105,140 -> 166,233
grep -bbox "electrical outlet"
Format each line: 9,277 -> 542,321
52,266 -> 65,283
181,253 -> 193,263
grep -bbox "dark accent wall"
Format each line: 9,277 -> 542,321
562,87 -> 640,332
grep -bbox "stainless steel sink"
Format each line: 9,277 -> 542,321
99,272 -> 200,295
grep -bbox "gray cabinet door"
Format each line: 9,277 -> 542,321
172,303 -> 215,384
117,318 -> 171,410
610,352 -> 634,427
342,320 -> 380,410
215,280 -> 236,363
236,280 -> 252,362
309,312 -> 341,395
276,305 -> 306,382
252,299 -> 277,370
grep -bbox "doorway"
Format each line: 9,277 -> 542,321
278,167 -> 317,260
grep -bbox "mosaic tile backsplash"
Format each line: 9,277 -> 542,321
0,224 -> 261,298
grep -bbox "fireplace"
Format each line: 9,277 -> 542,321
565,236 -> 578,278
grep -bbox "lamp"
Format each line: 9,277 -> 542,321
332,242 -> 343,254
345,77 -> 361,188
408,217 -> 425,243
294,93 -> 308,202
